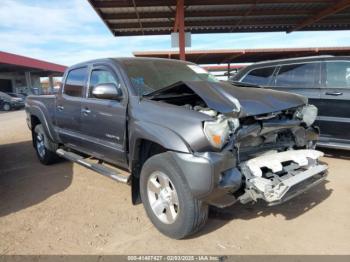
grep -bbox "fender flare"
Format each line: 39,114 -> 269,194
27,105 -> 60,143
128,120 -> 191,166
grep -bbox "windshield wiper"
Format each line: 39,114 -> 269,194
230,81 -> 261,88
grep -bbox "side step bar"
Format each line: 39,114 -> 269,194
56,148 -> 130,184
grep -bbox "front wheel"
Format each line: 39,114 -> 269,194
34,124 -> 59,165
140,153 -> 208,239
2,103 -> 11,111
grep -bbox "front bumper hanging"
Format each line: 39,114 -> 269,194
239,149 -> 328,205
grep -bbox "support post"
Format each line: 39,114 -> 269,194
25,72 -> 33,94
48,76 -> 54,94
176,0 -> 185,60
227,63 -> 231,79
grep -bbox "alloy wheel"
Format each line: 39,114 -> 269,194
36,133 -> 46,158
147,171 -> 179,224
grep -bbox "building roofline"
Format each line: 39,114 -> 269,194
0,51 -> 67,73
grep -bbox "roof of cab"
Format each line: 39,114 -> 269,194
68,57 -> 192,70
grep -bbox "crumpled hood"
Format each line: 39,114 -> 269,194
169,81 -> 307,117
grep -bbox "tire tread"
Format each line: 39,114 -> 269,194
140,152 -> 208,239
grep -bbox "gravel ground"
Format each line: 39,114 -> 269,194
0,110 -> 349,255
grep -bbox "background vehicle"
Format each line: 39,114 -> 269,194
233,56 -> 350,150
7,92 -> 27,100
25,58 -> 327,239
0,91 -> 25,111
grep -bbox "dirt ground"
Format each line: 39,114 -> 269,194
0,110 -> 349,255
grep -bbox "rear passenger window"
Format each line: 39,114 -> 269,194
325,61 -> 350,88
241,67 -> 276,86
64,67 -> 87,97
275,63 -> 319,87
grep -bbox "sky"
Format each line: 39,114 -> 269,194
1,0 -> 350,66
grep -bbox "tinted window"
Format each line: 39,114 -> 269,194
89,69 -> 120,98
64,67 -> 87,97
325,61 -> 350,88
241,67 -> 276,86
275,63 -> 319,87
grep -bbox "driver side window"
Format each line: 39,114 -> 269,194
89,69 -> 120,98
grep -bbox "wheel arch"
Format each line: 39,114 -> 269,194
130,138 -> 168,205
128,121 -> 192,205
27,106 -> 59,143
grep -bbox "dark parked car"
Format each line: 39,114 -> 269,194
7,92 -> 26,100
25,58 -> 327,239
233,56 -> 350,150
0,91 -> 25,111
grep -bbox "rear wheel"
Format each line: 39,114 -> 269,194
2,103 -> 11,111
140,153 -> 208,239
34,124 -> 59,165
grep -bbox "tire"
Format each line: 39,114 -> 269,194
2,103 -> 11,111
140,153 -> 208,239
34,124 -> 59,165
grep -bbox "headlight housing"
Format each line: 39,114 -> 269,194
203,116 -> 239,149
295,105 -> 318,127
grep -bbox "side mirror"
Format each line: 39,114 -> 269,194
91,83 -> 122,100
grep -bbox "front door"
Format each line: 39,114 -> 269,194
56,67 -> 88,147
318,61 -> 350,143
80,65 -> 128,167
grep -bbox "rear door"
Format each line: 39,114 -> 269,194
318,61 -> 350,142
80,64 -> 128,166
272,62 -> 322,108
56,67 -> 88,147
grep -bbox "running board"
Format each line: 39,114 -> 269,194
56,148 -> 130,184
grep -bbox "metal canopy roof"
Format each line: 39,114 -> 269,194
88,0 -> 350,36
0,51 -> 67,76
133,46 -> 350,64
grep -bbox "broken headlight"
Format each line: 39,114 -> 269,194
295,105 -> 318,127
203,116 -> 239,149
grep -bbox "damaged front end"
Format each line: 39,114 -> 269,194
239,149 -> 327,205
207,108 -> 328,207
145,80 -> 328,207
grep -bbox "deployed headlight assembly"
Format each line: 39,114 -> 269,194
295,105 -> 318,127
203,115 -> 240,149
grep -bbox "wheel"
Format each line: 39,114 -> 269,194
2,103 -> 11,111
34,124 -> 59,165
140,153 -> 208,239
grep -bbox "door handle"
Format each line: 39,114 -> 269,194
82,108 -> 91,115
325,91 -> 343,96
57,105 -> 64,111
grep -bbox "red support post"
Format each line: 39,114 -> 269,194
177,0 -> 186,61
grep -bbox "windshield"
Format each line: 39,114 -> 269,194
121,59 -> 219,95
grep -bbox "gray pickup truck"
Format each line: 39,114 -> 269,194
25,58 -> 328,239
